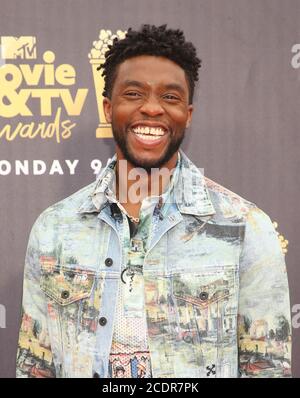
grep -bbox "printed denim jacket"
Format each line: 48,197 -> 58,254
16,150 -> 292,378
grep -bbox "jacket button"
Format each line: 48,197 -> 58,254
61,290 -> 70,299
93,372 -> 100,378
199,291 -> 208,301
105,258 -> 113,267
99,317 -> 107,326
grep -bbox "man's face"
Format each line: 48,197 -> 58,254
103,55 -> 193,171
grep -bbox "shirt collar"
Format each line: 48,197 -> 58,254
78,150 -> 216,218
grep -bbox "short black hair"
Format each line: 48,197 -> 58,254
98,24 -> 201,104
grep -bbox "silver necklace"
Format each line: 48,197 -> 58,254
127,214 -> 140,223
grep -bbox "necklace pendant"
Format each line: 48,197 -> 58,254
129,272 -> 135,292
120,267 -> 135,289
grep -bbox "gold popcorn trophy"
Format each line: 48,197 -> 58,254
89,29 -> 126,138
273,221 -> 289,255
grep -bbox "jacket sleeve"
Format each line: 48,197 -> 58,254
16,216 -> 56,378
237,207 -> 292,378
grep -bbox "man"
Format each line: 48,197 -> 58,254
16,24 -> 292,378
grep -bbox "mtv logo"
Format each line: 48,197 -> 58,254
0,36 -> 36,59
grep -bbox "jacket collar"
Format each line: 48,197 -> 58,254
77,155 -> 117,214
78,150 -> 216,218
175,150 -> 216,217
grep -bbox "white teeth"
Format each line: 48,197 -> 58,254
135,133 -> 162,140
132,126 -> 166,136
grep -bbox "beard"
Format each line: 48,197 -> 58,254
112,126 -> 185,173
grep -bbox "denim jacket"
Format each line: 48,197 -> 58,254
16,150 -> 292,378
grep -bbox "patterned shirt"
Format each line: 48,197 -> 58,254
108,156 -> 180,378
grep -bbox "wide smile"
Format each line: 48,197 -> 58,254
129,124 -> 169,148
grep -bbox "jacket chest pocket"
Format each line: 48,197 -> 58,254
40,266 -> 96,306
40,266 -> 104,345
171,265 -> 238,344
40,266 -> 102,376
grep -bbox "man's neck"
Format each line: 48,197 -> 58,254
115,150 -> 179,218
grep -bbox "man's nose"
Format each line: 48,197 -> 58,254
139,96 -> 164,116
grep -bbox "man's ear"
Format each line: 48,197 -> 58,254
103,97 -> 112,123
186,104 -> 194,128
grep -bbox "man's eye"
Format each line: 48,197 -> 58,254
124,92 -> 141,97
164,94 -> 179,100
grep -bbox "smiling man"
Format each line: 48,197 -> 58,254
102,52 -> 194,221
16,24 -> 292,378
103,55 -> 193,169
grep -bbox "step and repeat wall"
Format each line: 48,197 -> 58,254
0,0 -> 300,378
